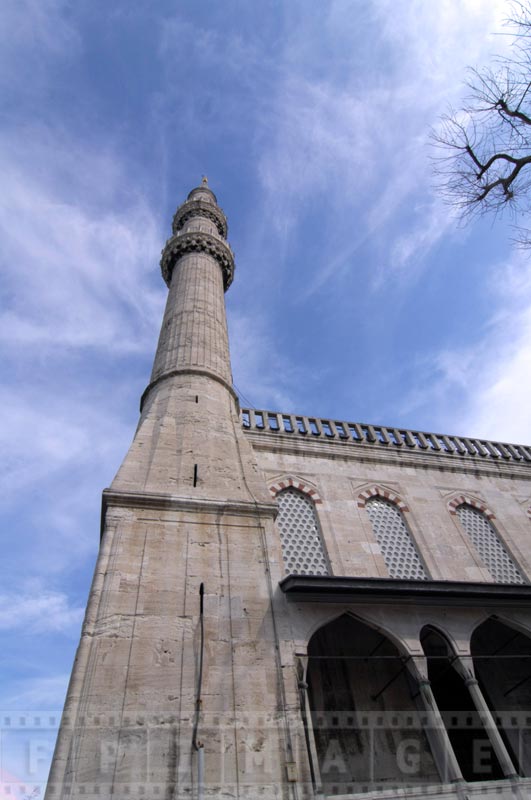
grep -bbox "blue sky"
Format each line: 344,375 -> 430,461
2,0 -> 531,793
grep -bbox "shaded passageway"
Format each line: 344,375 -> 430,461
306,615 -> 438,793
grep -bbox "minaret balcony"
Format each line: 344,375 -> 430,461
160,229 -> 235,289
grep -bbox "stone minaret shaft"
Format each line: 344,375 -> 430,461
149,179 -> 234,392
110,179 -> 270,504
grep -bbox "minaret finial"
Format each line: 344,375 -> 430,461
201,175 -> 208,186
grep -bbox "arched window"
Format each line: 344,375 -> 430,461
455,504 -> 524,584
276,487 -> 329,576
365,497 -> 427,580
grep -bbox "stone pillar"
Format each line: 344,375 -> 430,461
408,658 -> 464,785
454,656 -> 519,780
296,656 -> 324,797
418,681 -> 464,784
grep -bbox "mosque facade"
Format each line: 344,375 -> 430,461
45,181 -> 531,800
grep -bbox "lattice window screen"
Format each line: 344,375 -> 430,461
276,488 -> 329,575
366,497 -> 428,580
456,504 -> 524,584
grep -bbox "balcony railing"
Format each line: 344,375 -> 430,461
240,408 -> 531,463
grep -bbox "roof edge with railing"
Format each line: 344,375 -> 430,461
241,408 -> 531,465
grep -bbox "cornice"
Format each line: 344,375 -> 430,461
279,574 -> 531,605
160,231 -> 235,290
243,430 -> 531,480
101,489 -> 277,534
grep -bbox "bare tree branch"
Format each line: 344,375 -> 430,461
432,1 -> 531,244
496,96 -> 531,125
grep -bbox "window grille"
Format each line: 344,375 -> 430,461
276,488 -> 329,575
456,504 -> 524,584
366,497 -> 427,580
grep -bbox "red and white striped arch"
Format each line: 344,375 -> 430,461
268,477 -> 323,505
447,494 -> 495,520
357,486 -> 409,512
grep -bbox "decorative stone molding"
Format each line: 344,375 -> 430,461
268,477 -> 323,504
357,485 -> 409,512
161,231 -> 235,290
102,489 -> 278,522
447,494 -> 495,519
172,199 -> 228,238
139,366 -> 239,412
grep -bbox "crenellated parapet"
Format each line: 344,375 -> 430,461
160,230 -> 235,290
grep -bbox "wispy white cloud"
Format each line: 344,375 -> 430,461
254,0 -> 512,288
373,0 -> 509,79
0,385 -> 131,499
449,260 -> 531,443
0,0 -> 80,90
0,674 -> 69,709
385,199 -> 459,284
0,120 -> 165,579
0,375 -> 138,579
229,310 -> 305,411
257,75 -> 381,226
400,254 -> 531,443
0,590 -> 83,633
0,127 -> 165,357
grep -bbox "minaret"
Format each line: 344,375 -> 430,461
44,183 -> 300,800
111,176 -> 270,504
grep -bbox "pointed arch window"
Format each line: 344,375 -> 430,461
365,496 -> 428,580
455,504 -> 524,584
276,487 -> 329,576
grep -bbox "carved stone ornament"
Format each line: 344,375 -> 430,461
172,199 -> 228,238
160,231 -> 235,290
